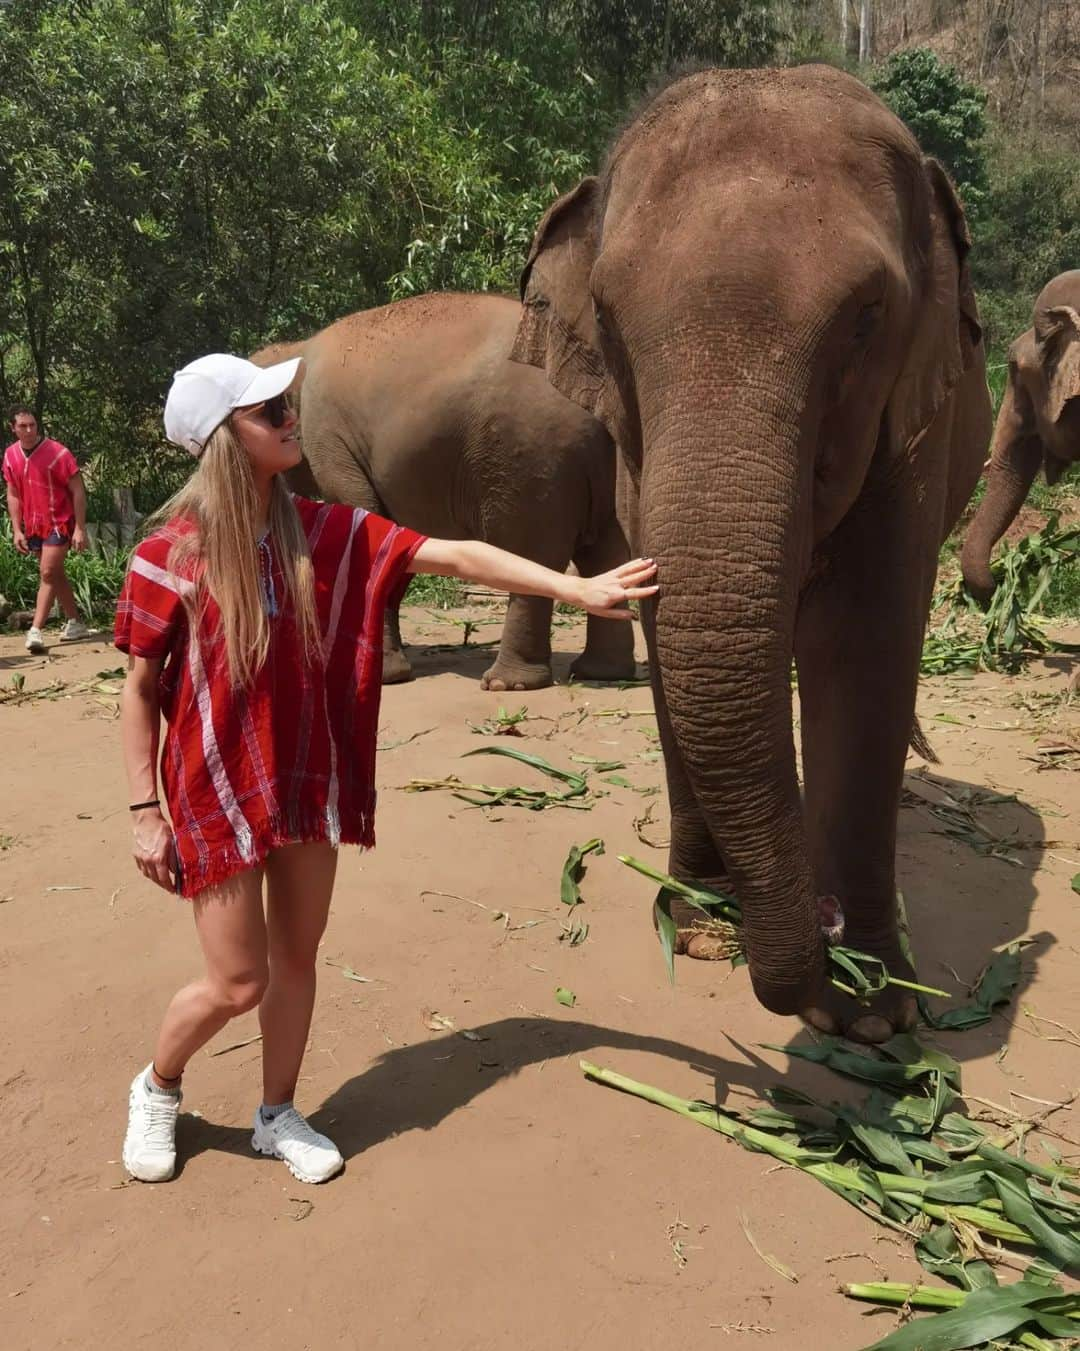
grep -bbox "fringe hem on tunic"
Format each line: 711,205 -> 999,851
176,802 -> 375,899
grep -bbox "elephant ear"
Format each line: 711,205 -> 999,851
511,177 -> 609,423
1034,303 -> 1080,425
886,158 -> 982,456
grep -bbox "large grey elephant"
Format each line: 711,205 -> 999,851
512,66 -> 992,1041
961,269 -> 1080,602
252,292 -> 634,689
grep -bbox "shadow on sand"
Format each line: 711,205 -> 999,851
174,760 -> 1055,1177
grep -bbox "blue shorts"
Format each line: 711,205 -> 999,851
27,527 -> 71,552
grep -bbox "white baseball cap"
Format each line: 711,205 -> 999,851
164,352 -> 302,456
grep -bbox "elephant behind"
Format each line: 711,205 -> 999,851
252,293 -> 634,689
513,66 -> 992,1041
961,269 -> 1080,602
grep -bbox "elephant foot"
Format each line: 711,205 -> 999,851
382,649 -> 414,684
569,652 -> 639,684
800,932 -> 918,1045
481,658 -> 553,692
668,894 -> 741,962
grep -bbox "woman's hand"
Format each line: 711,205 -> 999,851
132,807 -> 177,892
577,558 -> 658,619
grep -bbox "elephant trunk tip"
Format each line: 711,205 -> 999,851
959,538 -> 996,609
745,931 -> 828,1018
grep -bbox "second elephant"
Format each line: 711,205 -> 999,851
253,292 -> 634,688
961,269 -> 1080,602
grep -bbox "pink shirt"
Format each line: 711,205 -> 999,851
2,438 -> 79,538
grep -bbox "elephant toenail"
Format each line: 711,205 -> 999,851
800,1006 -> 838,1035
847,1014 -> 894,1045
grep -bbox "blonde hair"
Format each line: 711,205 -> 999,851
147,419 -> 320,687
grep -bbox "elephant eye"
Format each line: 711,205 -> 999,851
853,301 -> 883,343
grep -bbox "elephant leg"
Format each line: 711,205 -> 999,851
569,515 -> 638,683
481,594 -> 555,692
642,606 -> 734,959
382,599 -> 413,685
480,524 -> 571,692
794,486 -> 939,1043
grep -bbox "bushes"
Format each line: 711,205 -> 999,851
872,48 -> 989,219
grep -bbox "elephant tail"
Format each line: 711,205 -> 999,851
909,716 -> 939,765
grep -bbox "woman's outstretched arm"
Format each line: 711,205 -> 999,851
409,540 -> 657,619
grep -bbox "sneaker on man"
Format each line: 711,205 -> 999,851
60,617 -> 90,642
122,1066 -> 181,1183
24,626 -> 46,654
251,1106 -> 343,1184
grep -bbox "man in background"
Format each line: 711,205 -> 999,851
3,405 -> 90,653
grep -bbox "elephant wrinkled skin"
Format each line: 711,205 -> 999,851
961,269 -> 1080,603
512,66 -> 993,1041
253,293 -> 634,689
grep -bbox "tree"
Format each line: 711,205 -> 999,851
0,0 -> 596,494
872,47 -> 988,218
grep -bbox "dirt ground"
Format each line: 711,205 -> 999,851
2,606 -> 1078,1351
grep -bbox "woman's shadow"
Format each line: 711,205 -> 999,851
176,765 -> 1053,1173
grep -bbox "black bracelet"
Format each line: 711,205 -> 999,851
129,798 -> 161,812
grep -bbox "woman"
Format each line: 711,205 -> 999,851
118,352 -> 656,1185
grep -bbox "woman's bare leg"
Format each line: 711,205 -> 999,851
151,865 -> 268,1081
259,841 -> 337,1105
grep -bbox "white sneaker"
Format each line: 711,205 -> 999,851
60,618 -> 90,641
252,1106 -> 343,1184
24,626 -> 45,653
122,1066 -> 181,1182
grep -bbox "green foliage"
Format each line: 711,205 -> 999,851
972,131 -> 1080,360
872,48 -> 988,219
0,0 -> 1074,558
0,0 -> 599,510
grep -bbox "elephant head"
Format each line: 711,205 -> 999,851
961,269 -> 1080,603
513,67 -> 982,1017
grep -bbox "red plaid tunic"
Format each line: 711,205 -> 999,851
2,438 -> 79,538
115,497 -> 425,898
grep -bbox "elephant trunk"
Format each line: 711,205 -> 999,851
640,383 -> 825,1015
960,435 -> 1042,606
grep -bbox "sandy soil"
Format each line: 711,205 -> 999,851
1,607 -> 1078,1351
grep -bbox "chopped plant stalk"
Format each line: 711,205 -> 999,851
738,1212 -> 798,1283
843,1279 -> 1080,1350
554,986 -> 576,1008
845,1282 -> 968,1311
618,855 -> 949,998
581,1054 -> 1080,1343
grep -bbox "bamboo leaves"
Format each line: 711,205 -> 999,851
618,854 -> 951,1004
404,745 -> 590,810
919,945 -> 1023,1031
581,1040 -> 1080,1350
846,1280 -> 1080,1350
559,837 -> 603,945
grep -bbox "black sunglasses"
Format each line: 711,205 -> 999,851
258,392 -> 293,427
235,392 -> 293,428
